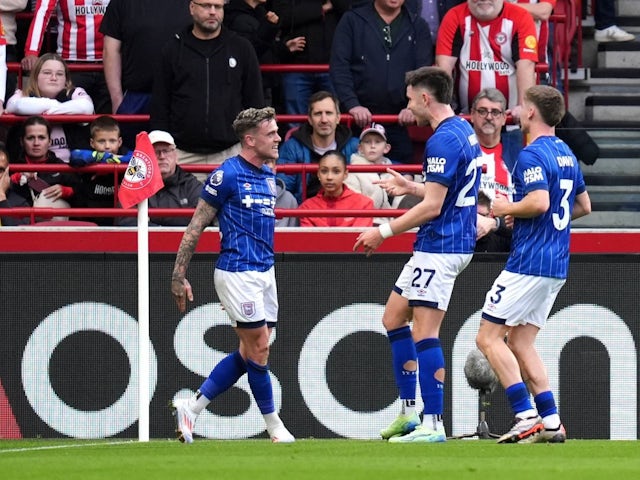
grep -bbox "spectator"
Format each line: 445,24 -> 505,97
223,0 -> 283,106
272,0 -> 350,115
118,130 -> 202,227
436,0 -> 538,122
593,0 -> 634,42
21,0 -> 112,113
475,190 -> 511,252
265,157 -> 299,227
330,0 -> 433,165
277,90 -> 359,203
298,150 -> 373,227
0,143 -> 30,225
100,0 -> 192,147
9,115 -> 79,217
470,88 -> 518,245
344,122 -> 396,224
150,0 -> 264,183
70,115 -> 131,226
1,0 -> 28,105
513,0 -> 555,67
6,53 -> 93,162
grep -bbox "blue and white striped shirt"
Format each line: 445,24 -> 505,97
414,116 -> 482,254
506,136 -> 586,279
201,155 -> 277,272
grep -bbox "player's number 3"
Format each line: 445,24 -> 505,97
553,179 -> 573,231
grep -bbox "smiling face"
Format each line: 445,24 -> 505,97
317,153 -> 348,198
22,124 -> 51,160
249,118 -> 281,162
37,59 -> 67,99
406,84 -> 432,127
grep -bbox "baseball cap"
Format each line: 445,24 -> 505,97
148,130 -> 175,146
359,123 -> 387,141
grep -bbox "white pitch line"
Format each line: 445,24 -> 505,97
0,440 -> 136,454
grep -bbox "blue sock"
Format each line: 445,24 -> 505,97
388,326 -> 417,402
246,359 -> 275,415
416,338 -> 444,416
505,382 -> 533,416
198,350 -> 246,400
534,391 -> 558,418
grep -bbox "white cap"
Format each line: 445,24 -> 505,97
148,130 -> 175,146
359,123 -> 387,141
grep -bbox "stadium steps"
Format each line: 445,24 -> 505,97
566,8 -> 640,228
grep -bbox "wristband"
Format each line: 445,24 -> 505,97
378,223 -> 394,239
495,217 -> 501,231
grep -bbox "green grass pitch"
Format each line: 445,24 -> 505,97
1,439 -> 638,480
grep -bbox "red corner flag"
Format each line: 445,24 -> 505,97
118,131 -> 164,209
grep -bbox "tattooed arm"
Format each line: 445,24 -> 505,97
171,199 -> 218,312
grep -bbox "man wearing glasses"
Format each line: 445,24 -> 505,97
150,0 -> 265,182
470,88 -> 520,248
118,130 -> 202,226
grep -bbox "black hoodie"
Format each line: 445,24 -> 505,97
150,26 -> 265,154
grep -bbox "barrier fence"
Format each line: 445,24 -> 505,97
1,250 -> 637,440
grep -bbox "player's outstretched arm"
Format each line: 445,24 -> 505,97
374,168 -> 425,198
171,199 -> 218,312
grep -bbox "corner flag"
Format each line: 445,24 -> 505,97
118,132 -> 164,209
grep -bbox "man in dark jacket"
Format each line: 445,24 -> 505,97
119,131 -> 203,227
273,0 -> 351,115
150,0 -> 265,181
330,0 -> 433,164
277,91 -> 359,203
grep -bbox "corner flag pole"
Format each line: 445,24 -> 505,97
138,198 -> 150,442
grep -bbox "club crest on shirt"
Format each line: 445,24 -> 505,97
494,32 -> 507,45
241,302 -> 256,318
266,177 -> 277,196
210,170 -> 223,186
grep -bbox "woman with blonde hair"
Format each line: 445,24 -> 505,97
6,53 -> 93,162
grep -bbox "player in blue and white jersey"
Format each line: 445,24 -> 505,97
476,85 -> 591,444
169,107 -> 294,444
354,66 -> 482,443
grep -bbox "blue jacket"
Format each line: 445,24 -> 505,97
277,123 -> 359,203
330,3 -> 433,114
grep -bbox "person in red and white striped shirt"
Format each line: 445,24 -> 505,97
513,0 -> 555,66
21,0 -> 111,113
435,0 -> 538,122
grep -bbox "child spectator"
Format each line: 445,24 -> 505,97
70,115 -> 132,225
298,150 -> 373,227
265,157 -> 299,227
344,123 -> 395,225
6,53 -> 93,162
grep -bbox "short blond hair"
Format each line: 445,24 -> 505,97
232,107 -> 277,142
